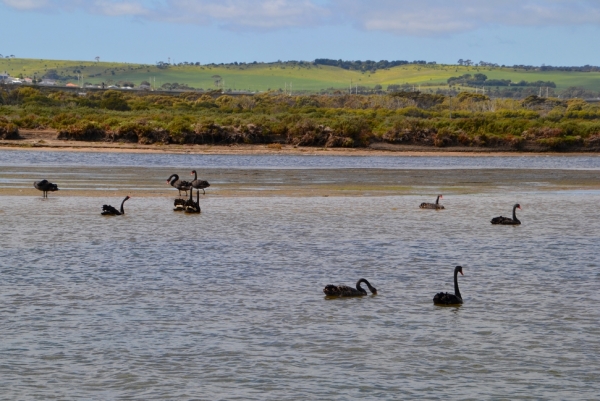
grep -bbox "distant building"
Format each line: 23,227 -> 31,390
39,79 -> 56,86
0,72 -> 9,82
65,83 -> 79,88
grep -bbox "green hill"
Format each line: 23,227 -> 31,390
1,58 -> 599,93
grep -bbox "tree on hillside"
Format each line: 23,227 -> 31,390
43,69 -> 60,80
95,57 -> 100,63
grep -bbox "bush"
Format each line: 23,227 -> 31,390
57,122 -> 106,141
0,122 -> 20,139
3,87 -> 600,151
100,91 -> 130,111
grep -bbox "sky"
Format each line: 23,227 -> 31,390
0,0 -> 599,66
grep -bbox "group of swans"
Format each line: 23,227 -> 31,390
33,179 -> 132,216
168,170 -> 210,214
33,170 -> 209,216
167,170 -> 210,195
419,194 -> 522,225
175,187 -> 201,213
324,266 -> 465,305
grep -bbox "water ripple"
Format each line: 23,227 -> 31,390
1,192 -> 599,399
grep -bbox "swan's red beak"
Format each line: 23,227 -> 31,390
460,271 -> 464,275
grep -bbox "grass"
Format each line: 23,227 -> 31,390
2,58 -> 600,92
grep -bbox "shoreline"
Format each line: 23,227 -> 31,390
1,132 -> 599,157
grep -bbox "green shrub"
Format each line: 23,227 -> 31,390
100,91 -> 130,111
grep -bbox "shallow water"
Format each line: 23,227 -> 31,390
2,149 -> 600,170
1,152 -> 599,400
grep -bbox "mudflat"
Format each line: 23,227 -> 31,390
3,166 -> 599,199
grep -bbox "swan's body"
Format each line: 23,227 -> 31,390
433,266 -> 464,305
190,170 -> 210,194
34,180 -> 59,198
420,195 -> 445,210
167,174 -> 192,196
184,189 -> 201,214
173,198 -> 185,211
102,196 -> 130,216
491,204 -> 521,225
323,278 -> 377,297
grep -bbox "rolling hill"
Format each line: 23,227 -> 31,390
1,58 -> 599,93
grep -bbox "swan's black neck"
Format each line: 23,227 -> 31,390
168,174 -> 179,185
436,196 -> 441,205
454,269 -> 462,300
512,204 -> 520,222
192,171 -> 198,181
356,278 -> 376,294
120,197 -> 128,214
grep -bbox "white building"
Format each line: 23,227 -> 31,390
39,79 -> 57,86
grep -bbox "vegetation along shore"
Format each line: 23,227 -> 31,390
1,59 -> 600,153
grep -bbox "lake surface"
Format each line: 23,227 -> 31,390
1,149 -> 600,170
1,150 -> 599,400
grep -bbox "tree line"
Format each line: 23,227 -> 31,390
447,74 -> 557,88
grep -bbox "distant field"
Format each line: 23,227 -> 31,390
1,58 -> 600,92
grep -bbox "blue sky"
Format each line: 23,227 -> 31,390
1,0 -> 599,66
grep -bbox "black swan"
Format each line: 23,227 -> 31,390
173,198 -> 185,211
420,195 -> 445,210
190,170 -> 210,194
101,196 -> 130,216
491,204 -> 522,225
323,278 -> 377,297
433,266 -> 464,305
33,180 -> 59,198
167,174 -> 192,196
184,189 -> 201,214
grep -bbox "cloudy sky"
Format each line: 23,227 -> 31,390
1,0 -> 599,65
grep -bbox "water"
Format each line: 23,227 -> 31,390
1,149 -> 600,170
1,151 -> 599,400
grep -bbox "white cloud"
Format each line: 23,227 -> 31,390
90,0 -> 150,17
160,0 -> 329,29
333,0 -> 600,35
2,0 -> 600,34
2,0 -> 50,10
